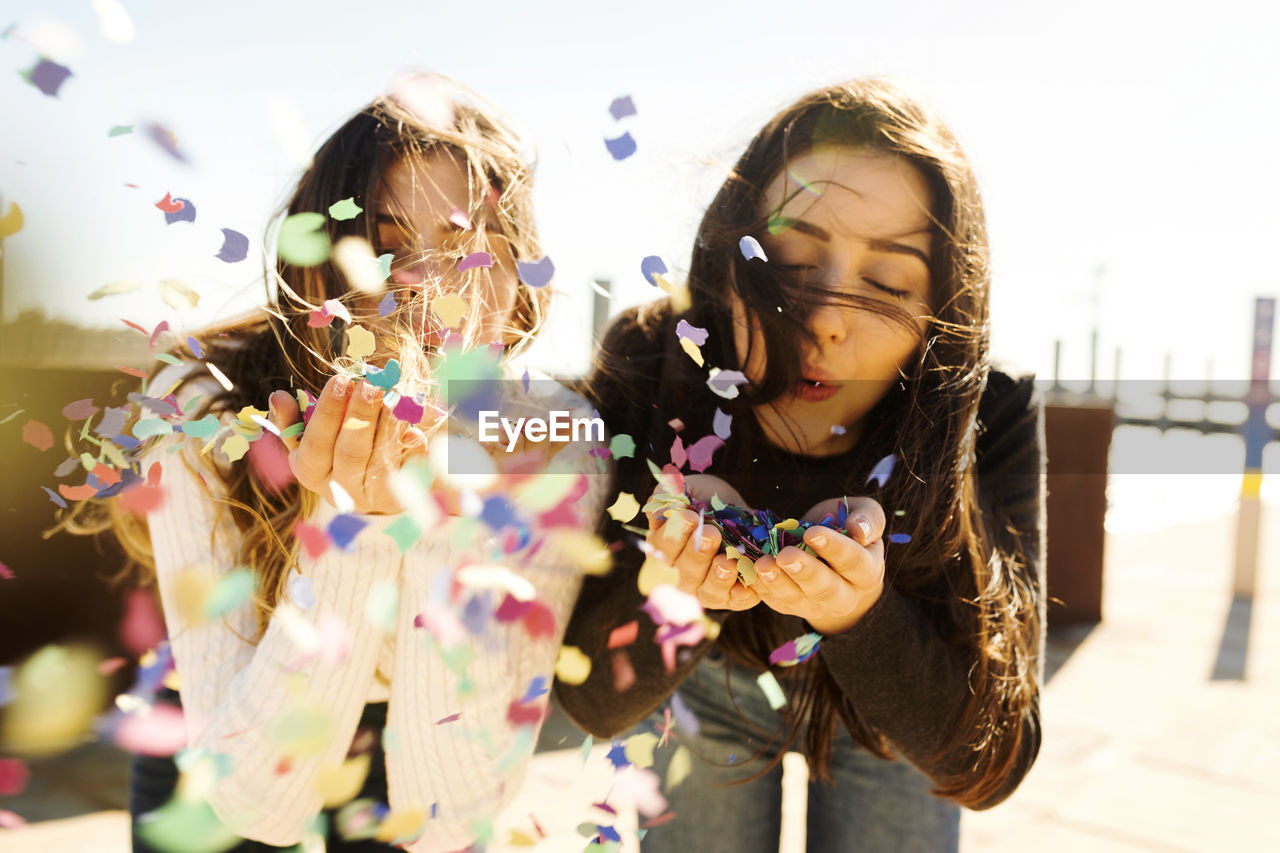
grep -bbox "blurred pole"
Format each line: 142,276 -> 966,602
1233,296 -> 1275,598
591,278 -> 612,344
1088,327 -> 1098,396
1052,339 -> 1062,393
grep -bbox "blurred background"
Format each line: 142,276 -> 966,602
1,0 -> 1277,850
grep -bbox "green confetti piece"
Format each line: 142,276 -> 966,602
645,458 -> 664,482
756,670 -> 787,710
710,493 -> 727,511
182,413 -> 220,439
383,515 -> 421,553
79,451 -> 97,472
135,798 -> 242,853
609,433 -> 636,460
327,197 -> 363,221
107,124 -> 133,137
440,644 -> 476,674
183,395 -> 204,414
154,352 -> 182,366
580,734 -> 593,764
280,422 -> 304,439
449,515 -> 478,551
364,580 -> 398,633
278,211 -> 330,267
377,253 -> 393,280
203,568 -> 255,619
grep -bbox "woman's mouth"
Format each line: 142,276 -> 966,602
796,377 -> 839,402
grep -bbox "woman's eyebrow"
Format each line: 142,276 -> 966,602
785,218 -> 930,266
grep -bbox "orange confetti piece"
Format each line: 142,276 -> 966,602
21,419 -> 53,452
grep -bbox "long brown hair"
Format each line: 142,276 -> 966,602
82,75 -> 549,639
593,78 -> 1039,807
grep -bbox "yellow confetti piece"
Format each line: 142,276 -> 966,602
653,273 -> 691,313
666,744 -> 692,790
775,518 -> 799,531
549,530 -> 611,575
1,644 -> 107,757
162,668 -> 182,691
431,292 -> 468,328
375,809 -> 426,844
343,417 -> 372,431
637,555 -> 679,596
555,645 -> 592,685
268,699 -> 333,760
221,433 -> 250,462
315,752 -> 371,808
87,280 -> 142,300
346,324 -> 376,359
0,201 -> 23,237
79,451 -> 97,472
737,556 -> 757,585
607,491 -> 641,523
506,829 -> 539,848
236,405 -> 268,427
173,569 -> 214,628
624,732 -> 659,768
679,336 -> 704,366
756,670 -> 787,710
158,278 -> 200,310
332,235 -> 384,293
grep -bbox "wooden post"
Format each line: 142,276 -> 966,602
1233,297 -> 1274,598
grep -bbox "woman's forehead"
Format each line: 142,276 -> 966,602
380,150 -> 470,221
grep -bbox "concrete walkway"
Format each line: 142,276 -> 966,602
4,508 -> 1277,851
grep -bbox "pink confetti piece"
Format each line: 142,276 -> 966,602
612,651 -> 636,692
642,585 -> 702,627
507,699 -> 547,727
448,208 -> 471,229
97,656 -> 128,676
436,713 -> 461,725
0,563 -> 12,580
149,320 -> 170,350
61,398 -> 99,420
21,419 -> 53,451
392,393 -> 425,424
59,483 -> 98,501
522,599 -> 556,639
0,758 -> 29,796
294,520 -> 329,560
686,435 -> 724,473
668,418 -> 684,432
115,703 -> 187,756
248,431 -> 295,494
607,620 -> 639,649
120,587 -> 165,656
323,298 -> 352,324
457,251 -> 493,272
670,436 -> 687,469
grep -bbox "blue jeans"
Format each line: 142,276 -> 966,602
638,652 -> 960,853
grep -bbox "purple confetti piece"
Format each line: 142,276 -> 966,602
53,457 -> 80,477
215,228 -> 248,262
713,408 -> 733,440
146,121 -> 189,164
706,368 -> 749,399
609,95 -> 637,121
640,255 -> 667,286
392,393 -> 425,424
866,453 -> 897,488
457,251 -> 493,272
94,406 -> 129,439
27,59 -> 72,97
604,131 -> 636,161
516,256 -> 555,288
41,486 -> 68,508
186,336 -> 204,358
164,198 -> 196,225
377,291 -> 397,318
675,319 -> 708,346
521,369 -> 530,394
686,435 -> 724,473
436,713 -> 461,725
327,513 -> 368,549
669,691 -> 700,737
738,235 -> 768,262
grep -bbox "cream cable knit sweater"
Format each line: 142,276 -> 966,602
144,371 -> 608,851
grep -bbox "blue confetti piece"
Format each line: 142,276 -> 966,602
328,513 -> 368,550
462,590 -> 492,635
713,408 -> 733,441
640,255 -> 667,286
41,486 -> 67,508
186,336 -> 204,358
606,740 -> 630,769
215,228 -> 248,263
670,691 -> 700,738
0,667 -> 12,705
520,675 -> 549,703
364,358 -> 401,390
377,291 -> 396,318
164,198 -> 196,225
598,826 -> 622,843
888,533 -> 912,544
516,256 -> 555,288
608,95 -> 636,121
480,495 -> 517,532
867,453 -> 897,488
738,235 -> 767,262
604,131 -> 636,161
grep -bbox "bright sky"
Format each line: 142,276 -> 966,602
2,0 -> 1278,384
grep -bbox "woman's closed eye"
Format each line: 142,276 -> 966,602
863,278 -> 910,299
777,263 -> 910,300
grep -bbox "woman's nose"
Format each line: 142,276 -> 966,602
807,303 -> 848,347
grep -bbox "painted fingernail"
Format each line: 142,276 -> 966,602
779,559 -> 800,574
757,566 -> 777,582
361,381 -> 380,402
332,375 -> 351,397
855,516 -> 873,540
715,564 -> 733,580
808,532 -> 827,548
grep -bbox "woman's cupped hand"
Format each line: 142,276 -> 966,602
644,475 -> 886,636
268,374 -> 428,515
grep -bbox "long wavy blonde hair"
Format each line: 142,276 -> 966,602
74,75 -> 549,640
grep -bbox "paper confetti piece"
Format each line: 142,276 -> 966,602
203,569 -> 255,619
756,671 -> 787,710
609,433 -> 635,460
555,646 -> 592,685
131,418 -> 172,440
0,202 -> 23,238
675,319 -> 708,345
640,255 -> 667,286
279,212 -> 331,266
331,236 -> 384,293
516,256 -> 555,288
666,744 -> 692,790
158,279 -> 199,310
391,393 -> 425,424
206,362 -> 234,392
431,292 -> 467,327
609,95 -> 637,120
713,408 -> 732,440
145,121 -> 188,163
220,434 -> 250,462
62,399 -> 99,420
706,368 -> 749,399
164,198 -> 196,225
604,131 -> 637,160
329,513 -> 368,549
738,235 -> 768,262
215,228 -> 248,263
107,124 -> 133,137
346,325 -> 376,360
449,208 -> 472,229
457,251 -> 493,272
608,621 -> 639,649
328,197 -> 363,221
0,564 -> 12,582
686,435 -> 724,473
91,0 -> 135,43
295,520 -> 329,560
365,581 -> 398,633
670,436 -> 687,470
642,585 -> 702,627
888,533 -> 912,544
363,358 -> 401,390
867,453 -> 897,488
677,337 -> 701,366
624,732 -> 659,768
377,291 -> 397,318
830,424 -> 847,435
154,193 -> 183,214
315,753 -> 371,809
607,492 -> 641,523
768,632 -> 822,667
21,419 -> 53,452
25,59 -> 72,97
87,280 -> 142,300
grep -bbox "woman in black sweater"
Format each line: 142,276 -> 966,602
557,78 -> 1045,852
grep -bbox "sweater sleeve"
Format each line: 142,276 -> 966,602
385,391 -> 614,853
145,434 -> 402,844
815,370 -> 1046,809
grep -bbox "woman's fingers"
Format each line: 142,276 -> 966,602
292,374 -> 353,486
331,380 -> 383,488
839,496 -> 887,546
702,554 -> 760,610
267,390 -> 303,452
363,404 -> 400,507
801,526 -> 884,589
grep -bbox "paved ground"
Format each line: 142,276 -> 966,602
3,507 -> 1277,851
